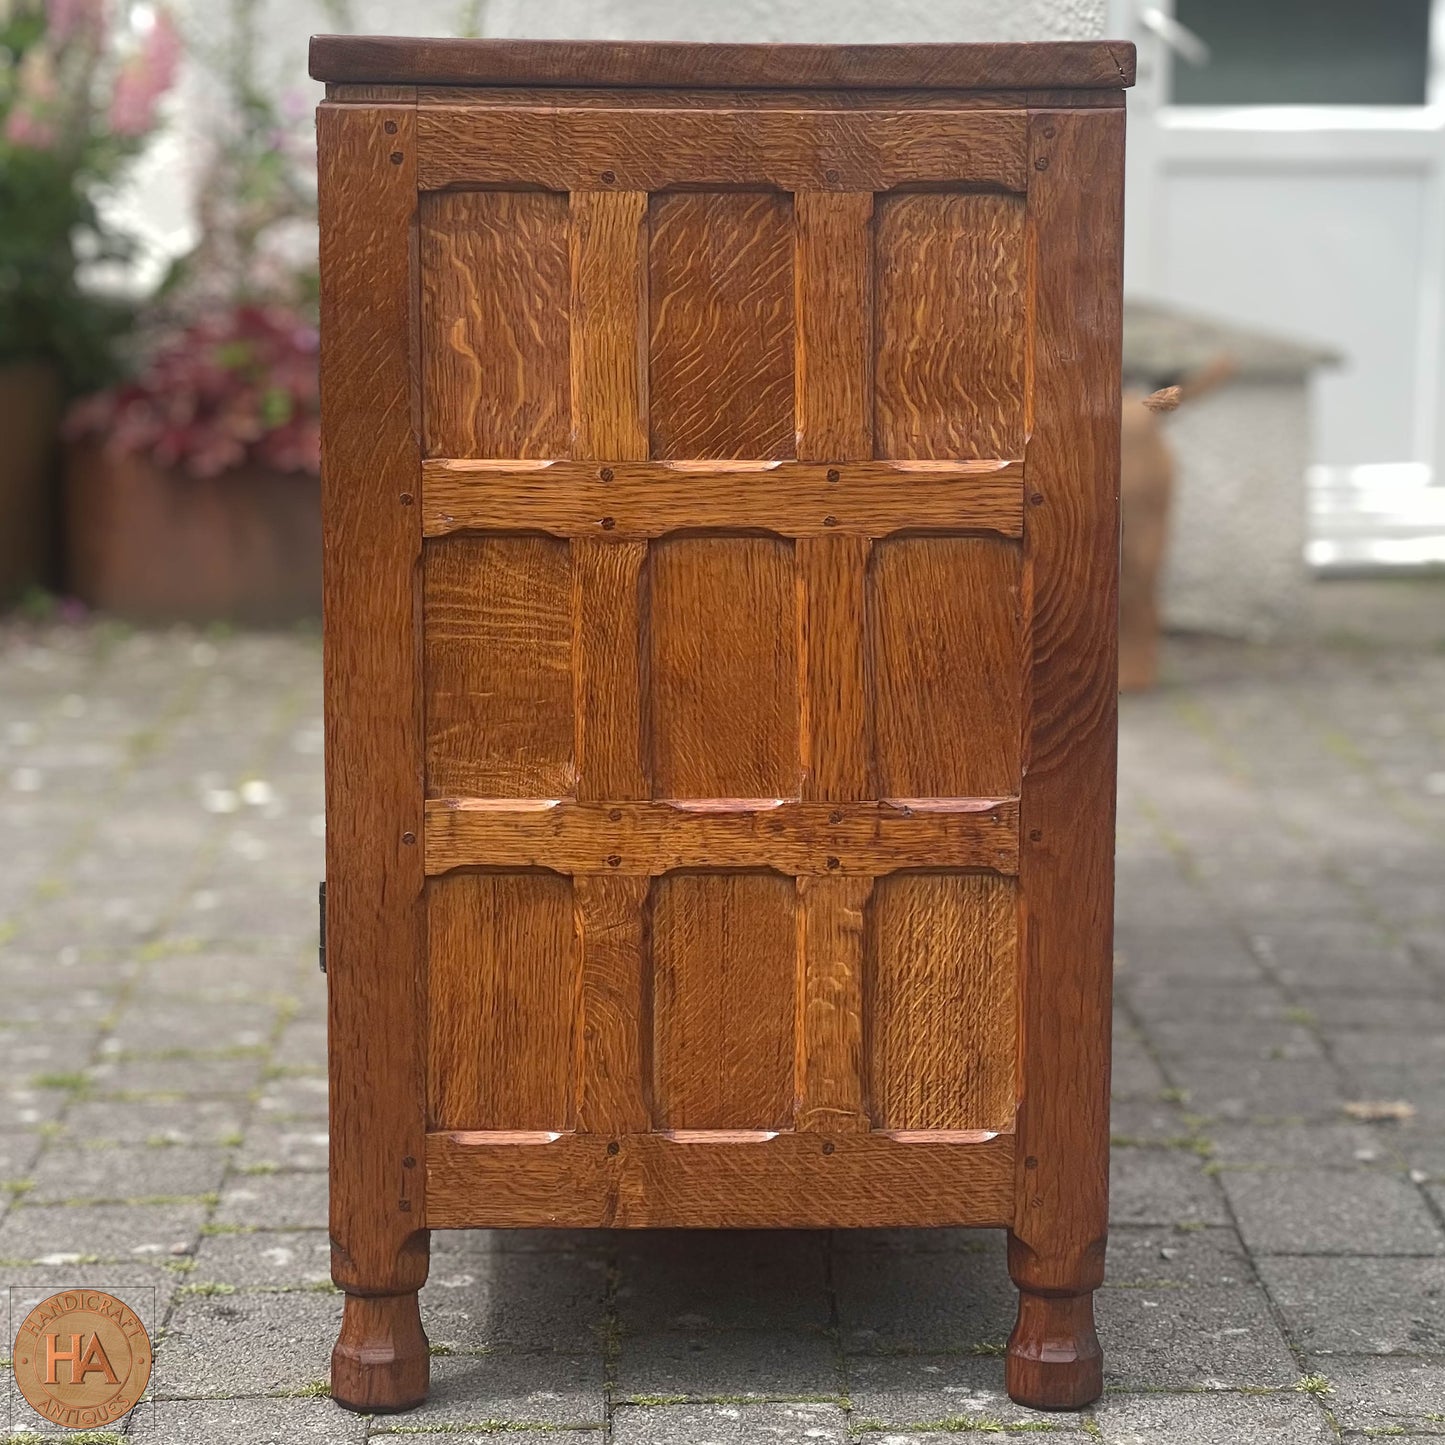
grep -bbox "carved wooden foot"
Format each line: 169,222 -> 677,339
1005,1288 -> 1102,1410
332,1291 -> 429,1414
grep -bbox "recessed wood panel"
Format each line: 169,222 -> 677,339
648,535 -> 801,801
420,189 -> 570,457
427,872 -> 577,1131
652,871 -> 796,1129
873,191 -> 1025,459
648,191 -> 795,460
867,873 -> 1018,1132
425,535 -> 575,798
869,535 -> 1022,798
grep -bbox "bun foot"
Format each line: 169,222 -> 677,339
1005,1288 -> 1102,1410
332,1291 -> 429,1414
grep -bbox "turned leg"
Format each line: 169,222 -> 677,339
332,1289 -> 430,1413
1005,1232 -> 1104,1410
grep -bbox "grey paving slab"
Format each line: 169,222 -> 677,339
1098,1282 -> 1301,1390
0,1200 -> 206,1264
153,1289 -> 338,1397
1089,1390 -> 1335,1443
615,1328 -> 841,1403
1166,1058 -> 1353,1123
233,1123 -> 329,1173
25,1144 -> 227,1204
1257,1255 -> 1445,1354
387,1351 -> 605,1429
61,1096 -> 249,1147
844,1352 -> 1086,1431
126,1394 -> 368,1443
215,1171 -> 328,1229
1309,1355 -> 1445,1433
1206,1122 -> 1399,1169
610,1401 -> 847,1443
1221,1168 -> 1445,1256
1105,1225 -> 1253,1287
189,1228 -> 333,1288
833,1245 -> 1015,1354
1110,1150 -> 1229,1227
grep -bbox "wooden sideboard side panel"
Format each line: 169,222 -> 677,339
318,99 -> 431,1412
1004,106 -> 1124,1408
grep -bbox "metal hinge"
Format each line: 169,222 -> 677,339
318,880 -> 327,975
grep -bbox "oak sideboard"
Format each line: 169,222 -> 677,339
311,34 -> 1133,1416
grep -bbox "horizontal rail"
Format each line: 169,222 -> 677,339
424,797 -> 1020,877
422,458 -> 1025,540
424,1127 -> 1016,1228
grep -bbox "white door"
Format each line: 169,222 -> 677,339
1112,0 -> 1445,567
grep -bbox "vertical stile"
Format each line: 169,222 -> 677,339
794,191 -> 876,1132
569,189 -> 652,1133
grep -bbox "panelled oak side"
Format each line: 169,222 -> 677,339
317,101 -> 429,1414
1006,107 -> 1124,1410
313,37 -> 1131,1421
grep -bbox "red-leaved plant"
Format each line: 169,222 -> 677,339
66,303 -> 319,477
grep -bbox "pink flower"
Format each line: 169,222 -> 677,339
107,8 -> 180,138
45,0 -> 106,49
4,49 -> 61,151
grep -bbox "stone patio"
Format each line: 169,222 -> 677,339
2,584 -> 1444,1443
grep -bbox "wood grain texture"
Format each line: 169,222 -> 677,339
868,874 -> 1018,1132
422,459 -> 1024,540
799,535 -> 872,802
796,191 -> 873,463
1008,107 -> 1123,1298
317,102 -> 428,1298
427,872 -> 577,1130
870,536 -> 1023,798
875,191 -> 1027,460
572,539 -> 648,801
574,874 -> 651,1133
412,85 -> 1128,111
424,798 -> 1020,877
652,872 -> 795,1129
570,190 -> 648,461
310,36 -> 1137,91
420,189 -> 570,458
424,535 -> 575,798
648,191 -> 795,460
424,1128 -> 1017,1229
648,535 -> 800,800
419,108 -> 1028,193
795,875 -> 872,1133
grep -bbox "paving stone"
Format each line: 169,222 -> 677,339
614,1230 -> 829,1332
0,1201 -> 205,1264
1207,1122 -> 1399,1169
126,1394 -> 367,1443
215,1171 -> 328,1230
1257,1255 -> 1445,1353
844,1352 -> 1085,1431
1106,1225 -> 1252,1287
1166,1058 -> 1350,1123
63,1096 -> 248,1147
1110,1098 -> 1203,1146
88,1052 -> 267,1096
425,1247 -> 609,1351
1098,1282 -> 1300,1390
153,1289 -> 337,1396
1110,1150 -> 1228,1227
615,1330 -> 841,1402
1307,1354 -> 1445,1432
190,1228 -> 332,1288
1147,1016 -> 1323,1062
26,1145 -> 227,1204
1110,1031 -> 1171,1100
253,1072 -> 329,1119
233,1124 -> 329,1173
611,1401 -> 847,1443
1089,1390 -> 1334,1443
106,999 -> 277,1054
1221,1168 -> 1445,1255
386,1350 -> 605,1429
833,1245 -> 1015,1353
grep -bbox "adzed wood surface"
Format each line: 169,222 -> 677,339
310,36 -> 1136,91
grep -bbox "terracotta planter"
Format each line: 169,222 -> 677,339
0,360 -> 62,604
64,443 -> 321,624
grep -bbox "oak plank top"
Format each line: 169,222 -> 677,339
309,37 -> 1136,92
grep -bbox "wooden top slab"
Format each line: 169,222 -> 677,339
309,37 -> 1136,91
